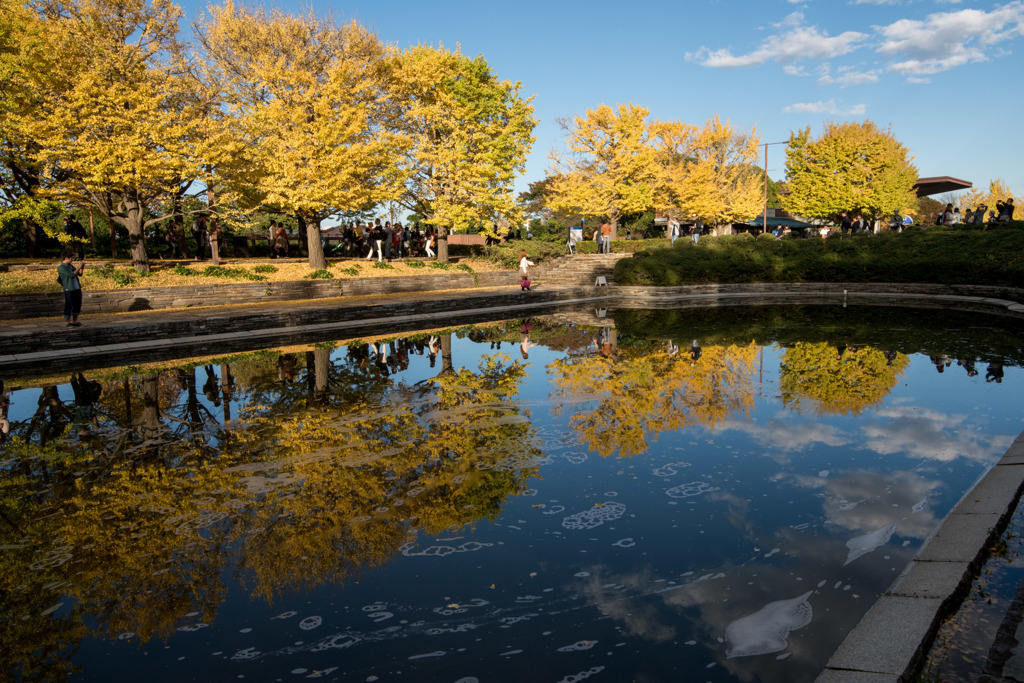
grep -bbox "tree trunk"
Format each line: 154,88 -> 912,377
140,374 -> 160,442
437,225 -> 449,262
172,195 -> 186,260
302,215 -> 327,270
88,210 -> 96,250
206,185 -> 221,266
220,363 -> 232,424
123,196 -> 150,273
24,217 -> 41,258
609,214 -> 619,242
314,348 -> 329,401
105,193 -> 117,258
438,333 -> 454,377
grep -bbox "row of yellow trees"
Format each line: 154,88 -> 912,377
543,104 -> 921,238
0,0 -> 537,270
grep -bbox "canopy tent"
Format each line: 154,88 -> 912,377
914,176 -> 972,197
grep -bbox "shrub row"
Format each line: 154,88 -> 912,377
614,224 -> 1024,287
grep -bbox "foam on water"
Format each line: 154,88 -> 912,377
843,523 -> 897,566
724,591 -> 814,658
666,482 -> 720,499
562,502 -> 627,530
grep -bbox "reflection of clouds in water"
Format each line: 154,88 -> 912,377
722,415 -> 848,455
860,406 -> 1013,464
783,469 -> 943,540
575,568 -> 676,643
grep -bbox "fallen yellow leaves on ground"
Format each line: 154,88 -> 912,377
0,257 -> 506,295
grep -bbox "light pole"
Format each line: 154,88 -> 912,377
762,141 -> 788,234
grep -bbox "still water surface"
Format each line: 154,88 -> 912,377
1,306 -> 1022,682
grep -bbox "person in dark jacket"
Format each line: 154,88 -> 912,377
56,251 -> 85,327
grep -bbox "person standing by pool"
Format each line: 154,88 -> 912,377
600,222 -> 611,254
519,250 -> 535,291
668,216 -> 680,245
57,251 -> 85,327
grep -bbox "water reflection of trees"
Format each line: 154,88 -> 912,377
0,342 -> 540,680
779,343 -> 910,416
548,342 -> 760,457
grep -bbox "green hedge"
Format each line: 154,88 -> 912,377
614,224 -> 1024,287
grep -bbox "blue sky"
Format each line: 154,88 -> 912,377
180,0 -> 1024,198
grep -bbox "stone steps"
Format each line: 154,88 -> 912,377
533,254 -> 631,285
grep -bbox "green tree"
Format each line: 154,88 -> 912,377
783,121 -> 918,224
391,45 -> 536,260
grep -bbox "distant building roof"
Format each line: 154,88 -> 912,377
914,176 -> 972,197
746,215 -> 816,228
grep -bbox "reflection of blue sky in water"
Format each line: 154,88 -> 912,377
2,320 -> 1023,683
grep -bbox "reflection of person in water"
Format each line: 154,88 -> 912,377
427,336 -> 439,368
986,362 -> 1004,383
202,365 -> 221,406
930,355 -> 952,373
690,340 -> 702,365
520,320 -> 537,359
666,340 -> 679,357
883,350 -> 898,366
957,358 -> 978,377
29,386 -> 70,445
70,372 -> 102,437
0,379 -> 10,445
277,354 -> 298,383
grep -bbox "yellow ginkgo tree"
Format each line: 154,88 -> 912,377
547,103 -> 660,240
21,0 -> 220,272
653,115 -> 762,235
198,2 -> 408,270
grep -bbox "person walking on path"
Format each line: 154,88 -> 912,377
668,217 -> 680,245
519,250 -> 535,291
272,223 -> 289,259
57,251 -> 85,327
600,222 -> 611,254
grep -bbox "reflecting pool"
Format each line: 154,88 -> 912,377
2,305 -> 1022,682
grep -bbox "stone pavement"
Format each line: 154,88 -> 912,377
818,431 -> 1024,682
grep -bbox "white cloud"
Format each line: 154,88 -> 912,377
905,76 -> 931,83
816,63 -> 882,86
876,2 -> 1024,74
784,65 -> 809,76
783,99 -> 867,115
687,13 -> 868,67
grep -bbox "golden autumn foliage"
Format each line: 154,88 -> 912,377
198,2 -> 408,269
653,115 -> 762,231
547,103 -> 660,239
20,0 -> 220,272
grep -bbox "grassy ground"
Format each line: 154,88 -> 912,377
0,256 -> 508,295
615,223 -> 1024,287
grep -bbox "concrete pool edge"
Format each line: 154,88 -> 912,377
817,431 -> 1024,682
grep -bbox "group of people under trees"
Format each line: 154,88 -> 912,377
266,219 -> 438,261
935,199 -> 1015,226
